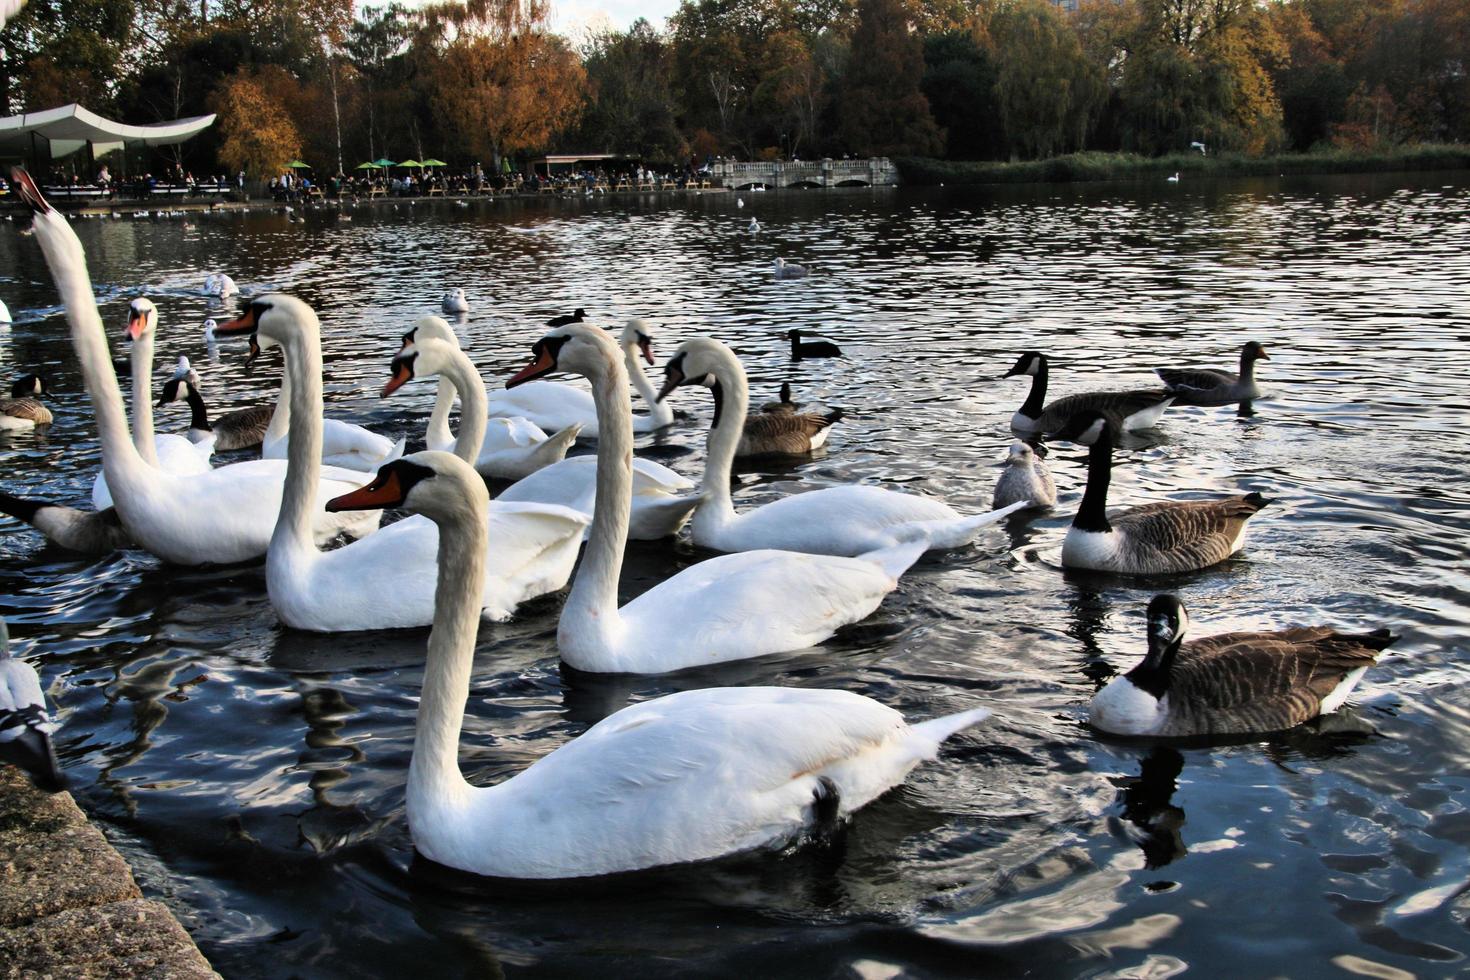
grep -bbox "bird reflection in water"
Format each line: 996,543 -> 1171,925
1112,747 -> 1188,870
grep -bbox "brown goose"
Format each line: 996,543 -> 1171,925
1054,410 -> 1269,574
1004,352 -> 1172,435
1156,341 -> 1269,406
1089,594 -> 1397,737
760,382 -> 798,414
0,374 -> 53,429
156,359 -> 273,451
739,405 -> 840,456
0,491 -> 132,554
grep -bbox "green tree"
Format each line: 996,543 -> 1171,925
922,30 -> 1003,160
578,20 -> 684,160
837,0 -> 942,156
991,0 -> 1104,159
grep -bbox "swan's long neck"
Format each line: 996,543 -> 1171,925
130,331 -> 160,464
438,350 -> 488,465
265,369 -> 292,445
408,490 -> 486,814
274,326 -> 324,554
1074,428 -> 1114,533
426,378 -> 456,451
1020,360 -> 1048,419
32,213 -> 150,491
623,341 -> 672,426
564,348 -> 634,650
693,349 -> 749,536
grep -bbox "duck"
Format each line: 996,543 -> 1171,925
0,620 -> 67,793
155,357 -> 274,451
993,440 -> 1056,510
324,448 -> 994,878
203,272 -> 239,298
1089,594 -> 1398,737
546,308 -> 586,327
786,329 -> 841,360
1052,410 -> 1271,575
1155,341 -> 1270,406
1003,351 -> 1173,435
397,315 -> 580,480
659,338 -> 1027,557
485,319 -> 674,438
508,323 -> 935,673
0,374 -> 54,429
441,288 -> 469,314
92,297 -> 216,510
0,490 -> 132,554
15,172 -> 383,565
217,299 -> 588,631
773,258 -> 808,279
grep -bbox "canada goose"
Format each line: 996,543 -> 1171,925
1156,342 -> 1269,406
1004,352 -> 1173,435
739,407 -> 841,456
156,358 -> 273,451
0,374 -> 54,428
1090,594 -> 1398,737
1053,411 -> 1270,574
787,329 -> 842,360
0,621 -> 66,792
993,440 -> 1056,510
546,308 -> 586,327
0,491 -> 131,554
441,288 -> 469,314
773,258 -> 808,279
760,382 -> 798,414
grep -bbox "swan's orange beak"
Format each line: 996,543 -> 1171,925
383,356 -> 413,397
637,337 -> 654,365
326,468 -> 405,512
508,347 -> 556,388
127,310 -> 148,341
215,307 -> 258,336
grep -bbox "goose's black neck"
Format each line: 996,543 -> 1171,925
1073,426 -> 1114,533
1127,633 -> 1180,698
185,384 -> 213,432
1240,347 -> 1257,381
710,379 -> 724,430
1019,360 -> 1048,419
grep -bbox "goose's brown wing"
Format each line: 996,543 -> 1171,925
0,398 -> 52,424
1156,368 -> 1235,392
1113,494 -> 1268,573
1040,388 -> 1171,430
739,411 -> 835,456
214,405 -> 273,449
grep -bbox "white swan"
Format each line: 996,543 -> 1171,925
0,299 -> 10,323
658,338 -> 1028,556
259,366 -> 400,472
498,455 -> 697,541
486,319 -> 674,438
232,303 -> 588,631
325,448 -> 994,879
401,316 -> 580,480
441,288 -> 469,314
16,173 -> 383,565
507,323 -> 929,674
92,297 -> 214,510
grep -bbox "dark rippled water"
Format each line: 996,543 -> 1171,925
3,174 -> 1469,978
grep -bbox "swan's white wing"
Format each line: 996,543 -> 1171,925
92,433 -> 214,509
320,416 -> 395,460
487,383 -> 597,435
709,485 -> 954,555
482,416 -> 545,451
447,687 -> 955,878
630,457 -> 694,493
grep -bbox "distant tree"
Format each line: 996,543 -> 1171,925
922,30 -> 1003,159
1,0 -> 140,113
578,20 -> 685,160
991,0 -> 1104,159
837,0 -> 943,157
210,67 -> 303,176
754,28 -> 825,157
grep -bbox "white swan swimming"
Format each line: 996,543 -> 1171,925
217,299 -> 588,631
325,448 -> 995,878
658,338 -> 1028,555
486,319 -> 674,438
16,172 -> 382,565
506,323 -> 930,674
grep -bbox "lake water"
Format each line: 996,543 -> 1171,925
2,174 -> 1469,978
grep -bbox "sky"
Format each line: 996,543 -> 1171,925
549,0 -> 680,36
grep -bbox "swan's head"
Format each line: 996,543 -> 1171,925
1146,594 -> 1189,650
619,319 -> 656,365
400,315 -> 459,353
383,336 -> 461,396
325,451 -> 486,522
1050,409 -> 1110,446
10,374 -> 47,398
507,323 -> 618,388
1003,352 -> 1046,378
657,337 -> 734,402
1243,341 -> 1269,362
126,297 -> 157,342
215,294 -> 316,361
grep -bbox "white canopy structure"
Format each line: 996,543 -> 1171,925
0,103 -> 215,160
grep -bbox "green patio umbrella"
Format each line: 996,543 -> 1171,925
421,158 -> 448,167
397,159 -> 424,168
355,161 -> 382,170
501,157 -> 513,174
286,160 -> 311,169
373,158 -> 397,167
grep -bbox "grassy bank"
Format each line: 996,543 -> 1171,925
895,145 -> 1470,186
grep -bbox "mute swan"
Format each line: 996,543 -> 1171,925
0,299 -> 9,323
1004,351 -> 1173,435
1156,341 -> 1269,406
993,440 -> 1055,510
658,338 -> 1028,556
546,308 -> 585,327
441,288 -> 469,314
787,329 -> 840,359
1090,595 -> 1396,737
400,316 -> 580,480
92,297 -> 214,510
259,367 -> 400,472
1166,172 -> 1180,183
0,374 -> 53,429
1052,411 -> 1271,575
508,323 -> 930,673
215,300 -> 588,631
486,319 -> 674,438
15,170 -> 381,565
773,258 -> 808,279
326,448 -> 994,878
0,621 -> 66,793
156,357 -> 274,450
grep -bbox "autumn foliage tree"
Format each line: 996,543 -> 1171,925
838,0 -> 942,156
210,68 -> 303,177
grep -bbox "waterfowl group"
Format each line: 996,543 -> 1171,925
0,166 -> 1401,891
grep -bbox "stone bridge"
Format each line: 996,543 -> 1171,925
711,157 -> 898,189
